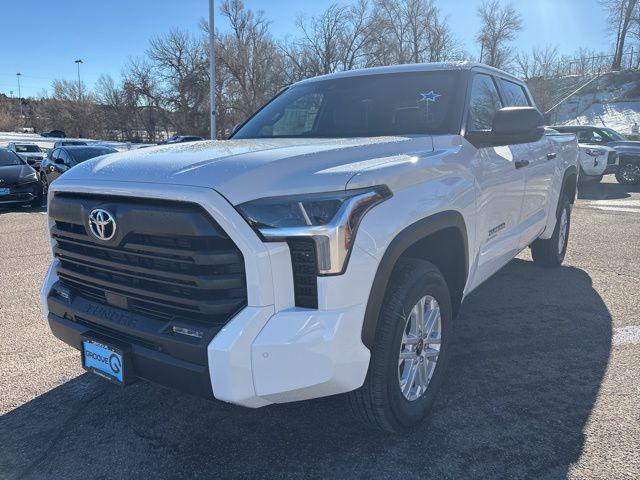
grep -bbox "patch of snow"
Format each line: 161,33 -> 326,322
613,326 -> 640,346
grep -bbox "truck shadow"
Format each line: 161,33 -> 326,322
1,259 -> 612,480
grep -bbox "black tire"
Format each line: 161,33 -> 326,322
531,194 -> 571,267
581,174 -> 603,184
615,163 -> 640,185
348,258 -> 452,433
29,193 -> 43,208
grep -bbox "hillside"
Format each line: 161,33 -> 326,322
546,70 -> 640,133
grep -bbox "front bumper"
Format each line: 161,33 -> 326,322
47,308 -> 213,397
0,181 -> 41,204
41,180 -> 373,407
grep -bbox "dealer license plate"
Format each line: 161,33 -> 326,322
82,339 -> 124,384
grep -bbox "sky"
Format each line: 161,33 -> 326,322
0,0 -> 612,99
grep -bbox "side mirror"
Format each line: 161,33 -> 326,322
467,107 -> 545,147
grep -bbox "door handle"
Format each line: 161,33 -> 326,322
547,152 -> 557,160
514,160 -> 530,169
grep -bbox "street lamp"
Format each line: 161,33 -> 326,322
16,72 -> 23,117
209,0 -> 216,140
75,59 -> 83,100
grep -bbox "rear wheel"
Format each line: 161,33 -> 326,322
348,259 -> 451,433
615,163 -> 640,185
531,194 -> 571,267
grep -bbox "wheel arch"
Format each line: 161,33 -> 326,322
361,210 -> 468,350
558,165 -> 578,216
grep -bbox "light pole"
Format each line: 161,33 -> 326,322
16,72 -> 23,117
209,0 -> 216,140
75,59 -> 83,100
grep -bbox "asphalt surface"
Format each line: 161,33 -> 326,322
1,177 -> 639,480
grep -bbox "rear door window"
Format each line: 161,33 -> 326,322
499,79 -> 530,107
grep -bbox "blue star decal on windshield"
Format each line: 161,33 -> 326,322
419,91 -> 441,102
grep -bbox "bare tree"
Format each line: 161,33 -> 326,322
476,0 -> 523,69
283,1 -> 375,80
532,44 -> 560,78
601,0 -> 639,70
426,10 -> 460,62
215,0 -> 286,132
367,0 -> 460,66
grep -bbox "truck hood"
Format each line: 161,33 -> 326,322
62,137 -> 433,204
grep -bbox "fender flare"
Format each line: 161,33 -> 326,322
557,165 -> 578,217
361,210 -> 468,349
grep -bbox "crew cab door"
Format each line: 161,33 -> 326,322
466,73 -> 526,289
496,78 -> 555,247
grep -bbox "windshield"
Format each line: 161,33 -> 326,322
600,128 -> 626,141
70,148 -> 116,163
15,145 -> 42,153
0,150 -> 24,166
233,71 -> 463,139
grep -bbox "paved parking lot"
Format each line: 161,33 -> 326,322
1,178 -> 639,480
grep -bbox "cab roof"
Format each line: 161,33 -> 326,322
293,61 -> 523,86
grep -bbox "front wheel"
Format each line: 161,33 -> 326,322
615,163 -> 640,185
531,194 -> 571,267
348,259 -> 451,433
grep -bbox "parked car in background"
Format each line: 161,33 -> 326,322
41,62 -> 579,433
159,135 -> 205,144
40,145 -> 117,192
578,145 -> 617,183
53,140 -> 88,149
552,125 -> 640,184
7,142 -> 46,171
40,130 -> 66,138
0,148 -> 42,208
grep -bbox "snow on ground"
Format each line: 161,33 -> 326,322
564,101 -> 640,134
0,132 -> 151,152
550,71 -> 640,133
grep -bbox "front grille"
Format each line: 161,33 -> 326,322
49,193 -> 247,327
607,151 -> 618,165
288,239 -> 318,309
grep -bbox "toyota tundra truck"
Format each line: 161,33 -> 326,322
40,62 -> 578,433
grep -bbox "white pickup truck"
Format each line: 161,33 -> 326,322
41,62 -> 578,433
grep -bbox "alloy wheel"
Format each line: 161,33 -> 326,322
398,295 -> 442,401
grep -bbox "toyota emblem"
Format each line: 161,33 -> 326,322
88,208 -> 116,241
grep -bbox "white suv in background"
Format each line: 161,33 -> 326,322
41,62 -> 578,432
7,142 -> 46,171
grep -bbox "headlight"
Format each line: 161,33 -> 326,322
236,186 -> 392,275
585,148 -> 604,157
